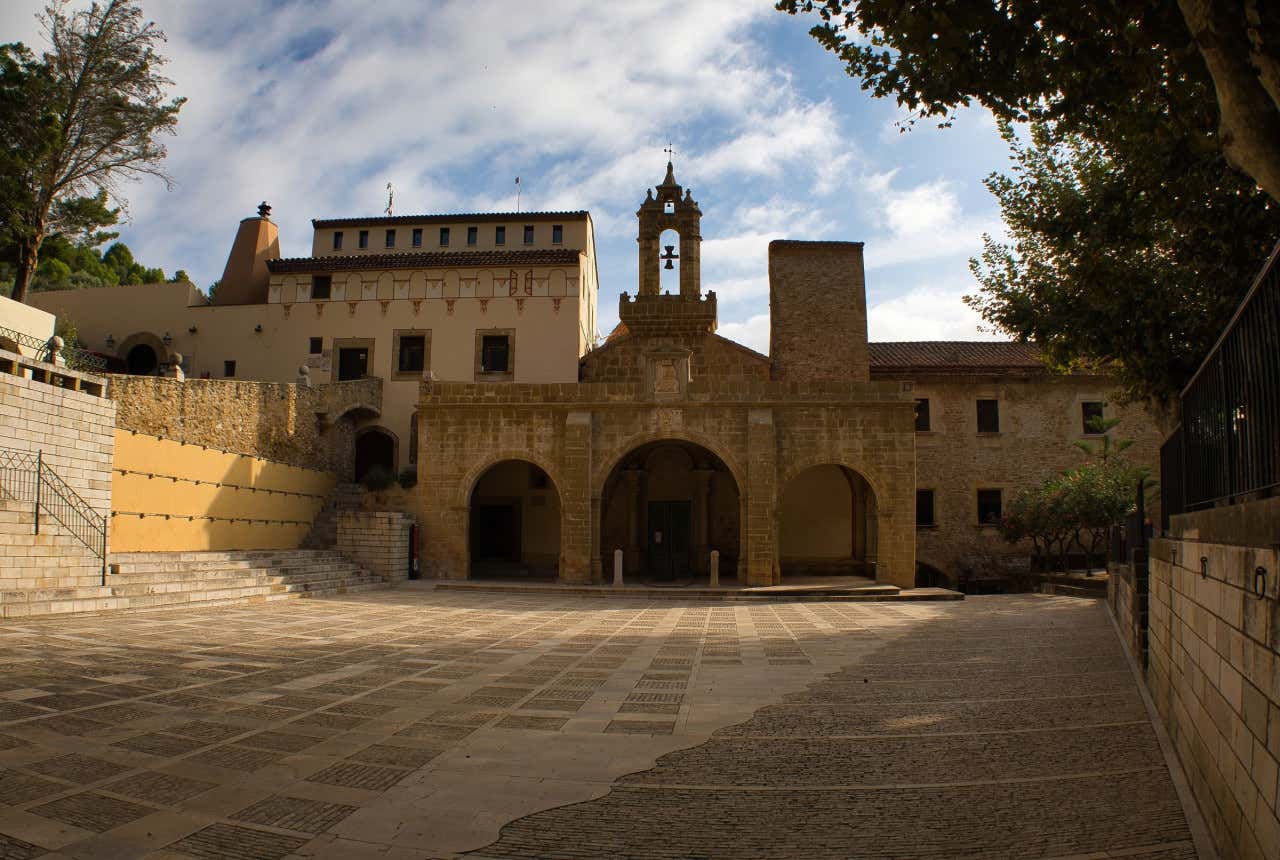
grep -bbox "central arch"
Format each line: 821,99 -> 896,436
354,427 -> 395,482
777,463 -> 878,580
468,459 -> 561,579
599,440 -> 740,583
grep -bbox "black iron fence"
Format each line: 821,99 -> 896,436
0,323 -> 108,374
0,446 -> 107,582
1163,240 -> 1280,514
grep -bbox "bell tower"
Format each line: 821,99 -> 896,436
637,155 -> 702,299
620,156 -> 716,336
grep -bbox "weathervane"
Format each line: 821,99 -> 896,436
385,182 -> 394,216
664,143 -> 675,165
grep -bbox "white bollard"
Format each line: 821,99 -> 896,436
709,550 -> 720,588
613,549 -> 624,587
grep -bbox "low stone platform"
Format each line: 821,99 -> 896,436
436,576 -> 963,602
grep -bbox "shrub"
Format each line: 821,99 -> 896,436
360,465 -> 395,492
398,466 -> 418,489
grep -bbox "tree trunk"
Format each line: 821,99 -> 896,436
1179,0 -> 1280,203
10,239 -> 40,304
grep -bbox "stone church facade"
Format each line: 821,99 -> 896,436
419,164 -> 919,588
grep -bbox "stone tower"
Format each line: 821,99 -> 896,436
213,201 -> 281,306
768,240 -> 870,383
621,161 -> 716,336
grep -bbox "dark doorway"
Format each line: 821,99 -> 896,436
338,347 -> 369,381
354,429 -> 394,481
470,504 -> 520,563
647,501 -> 691,580
126,343 -> 158,375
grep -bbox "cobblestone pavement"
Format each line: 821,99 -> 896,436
0,587 -> 1194,859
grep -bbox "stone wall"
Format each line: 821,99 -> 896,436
902,372 -> 1167,586
109,375 -> 381,473
767,241 -> 869,384
336,510 -> 413,581
1107,556 -> 1147,666
1137,498 -> 1280,860
580,332 -> 769,384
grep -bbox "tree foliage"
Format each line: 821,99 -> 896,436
0,0 -> 184,303
0,234 -> 172,294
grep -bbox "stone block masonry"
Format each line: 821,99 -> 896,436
336,511 -> 414,581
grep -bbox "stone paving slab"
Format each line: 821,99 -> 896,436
0,588 -> 1201,859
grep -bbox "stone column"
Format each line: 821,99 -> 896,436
692,467 -> 714,574
560,411 -> 594,584
623,467 -> 644,575
745,408 -> 777,586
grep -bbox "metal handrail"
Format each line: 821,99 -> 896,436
0,323 -> 108,374
0,445 -> 107,582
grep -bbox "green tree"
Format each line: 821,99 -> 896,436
0,0 -> 184,303
777,1 -> 1280,201
966,120 -> 1280,403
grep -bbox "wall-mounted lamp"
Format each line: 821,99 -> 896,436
104,334 -> 115,348
162,332 -> 172,347
188,326 -> 197,334
254,324 -> 263,333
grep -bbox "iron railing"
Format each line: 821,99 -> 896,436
0,446 -> 107,582
1164,240 -> 1280,513
0,323 -> 108,374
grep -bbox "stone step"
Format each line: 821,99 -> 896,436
106,562 -> 366,584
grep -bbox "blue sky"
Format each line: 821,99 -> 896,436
2,0 -> 1014,350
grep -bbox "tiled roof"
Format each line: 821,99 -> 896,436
868,341 -> 1045,370
604,321 -> 630,344
266,248 -> 583,274
311,211 -> 590,228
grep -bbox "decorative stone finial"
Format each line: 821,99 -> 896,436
296,364 -> 312,387
257,201 -> 272,219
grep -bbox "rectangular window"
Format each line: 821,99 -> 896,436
385,229 -> 396,249
308,337 -> 322,355
552,224 -> 563,244
495,225 -> 506,245
358,230 -> 369,249
977,399 -> 1000,433
310,275 -> 331,300
977,489 -> 1003,524
439,227 -> 450,247
223,360 -> 236,378
481,335 -> 510,373
412,228 -> 422,248
916,489 -> 935,527
467,226 -> 478,246
523,224 -> 535,244
398,335 -> 426,373
915,398 -> 931,432
1082,401 -> 1105,434
332,231 -> 343,251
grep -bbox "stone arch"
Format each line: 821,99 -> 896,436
658,228 -> 680,294
777,461 -> 880,579
593,429 -> 746,501
354,425 -> 397,482
598,437 -> 741,582
116,332 -> 174,376
458,450 -> 566,513
465,457 -> 563,579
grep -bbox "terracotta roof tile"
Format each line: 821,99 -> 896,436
868,341 -> 1045,370
266,248 -> 582,274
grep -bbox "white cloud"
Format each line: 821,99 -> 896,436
717,312 -> 770,355
867,282 -> 1002,341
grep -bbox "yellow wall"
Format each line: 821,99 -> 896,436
0,294 -> 55,351
110,430 -> 334,552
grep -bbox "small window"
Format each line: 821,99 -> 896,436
977,399 -> 1000,433
916,489 -> 935,527
385,229 -> 396,249
523,225 -> 534,244
358,230 -> 369,249
495,225 -> 506,245
915,398 -> 931,432
1082,401 -> 1105,434
467,226 -> 478,246
481,335 -> 510,373
412,228 -> 422,248
977,489 -> 1003,524
223,360 -> 236,378
332,231 -> 343,251
552,224 -> 563,244
310,275 -> 331,300
439,227 -> 450,247
309,337 -> 323,355
398,335 -> 426,373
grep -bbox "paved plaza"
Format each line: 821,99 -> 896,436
0,586 -> 1199,859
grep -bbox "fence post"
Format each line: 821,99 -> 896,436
33,450 -> 41,536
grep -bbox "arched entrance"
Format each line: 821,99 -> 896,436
777,464 -> 877,579
600,440 -> 740,584
354,427 -> 395,482
126,343 -> 159,375
916,561 -> 949,589
468,460 -> 560,579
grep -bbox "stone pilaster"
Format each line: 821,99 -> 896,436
561,411 -> 593,584
745,408 -> 776,586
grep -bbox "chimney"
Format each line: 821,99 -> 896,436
212,201 -> 281,305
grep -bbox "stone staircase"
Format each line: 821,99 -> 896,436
0,498 -> 105,590
303,482 -> 364,549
